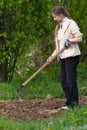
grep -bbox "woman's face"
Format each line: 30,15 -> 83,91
52,13 -> 63,23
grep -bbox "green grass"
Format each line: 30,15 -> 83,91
0,106 -> 87,130
0,76 -> 64,100
0,64 -> 64,100
0,63 -> 87,100
0,83 -> 13,100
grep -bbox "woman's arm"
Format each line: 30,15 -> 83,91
69,36 -> 82,43
69,20 -> 83,43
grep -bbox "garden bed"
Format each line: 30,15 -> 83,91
0,96 -> 87,121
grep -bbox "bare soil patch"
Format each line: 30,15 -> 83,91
0,96 -> 87,121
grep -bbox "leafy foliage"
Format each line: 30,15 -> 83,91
0,0 -> 52,81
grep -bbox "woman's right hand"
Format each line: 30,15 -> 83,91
47,56 -> 53,62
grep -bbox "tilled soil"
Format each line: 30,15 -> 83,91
0,96 -> 87,121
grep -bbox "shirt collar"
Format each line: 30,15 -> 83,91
60,17 -> 68,27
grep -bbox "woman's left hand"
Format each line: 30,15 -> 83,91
64,39 -> 71,49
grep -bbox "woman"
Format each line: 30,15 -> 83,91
48,6 -> 83,109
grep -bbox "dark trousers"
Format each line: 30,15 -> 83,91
60,56 -> 80,108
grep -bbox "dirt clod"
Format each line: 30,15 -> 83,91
45,94 -> 53,100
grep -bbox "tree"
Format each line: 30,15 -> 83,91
0,0 -> 52,82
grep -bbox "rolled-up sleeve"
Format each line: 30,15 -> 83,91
70,20 -> 83,38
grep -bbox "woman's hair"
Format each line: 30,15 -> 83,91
55,24 -> 60,36
52,6 -> 71,37
52,6 -> 71,19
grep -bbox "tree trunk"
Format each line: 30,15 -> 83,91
0,9 -> 6,82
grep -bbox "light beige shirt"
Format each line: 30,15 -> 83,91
52,17 -> 83,59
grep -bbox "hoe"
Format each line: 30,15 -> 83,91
16,47 -> 66,100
